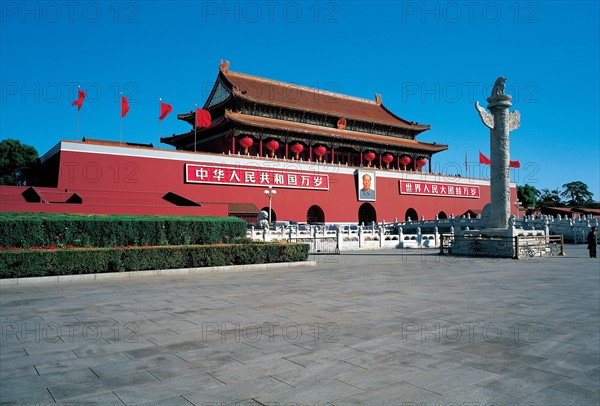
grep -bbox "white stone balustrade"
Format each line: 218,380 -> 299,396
245,213 -> 597,251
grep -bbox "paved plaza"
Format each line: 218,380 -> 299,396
0,246 -> 598,405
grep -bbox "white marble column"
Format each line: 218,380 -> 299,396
476,77 -> 521,229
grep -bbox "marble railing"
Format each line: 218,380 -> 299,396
246,213 -> 598,251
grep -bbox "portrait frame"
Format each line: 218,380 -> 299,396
357,170 -> 376,201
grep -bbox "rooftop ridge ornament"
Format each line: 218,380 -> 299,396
219,60 -> 230,72
475,77 -> 521,229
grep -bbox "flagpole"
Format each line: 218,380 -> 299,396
194,104 -> 197,152
158,98 -> 162,148
76,85 -> 80,139
120,92 -> 123,144
465,146 -> 468,177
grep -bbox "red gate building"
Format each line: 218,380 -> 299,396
1,61 -> 516,223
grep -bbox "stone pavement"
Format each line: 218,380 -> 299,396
0,245 -> 598,405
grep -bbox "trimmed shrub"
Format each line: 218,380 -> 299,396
0,243 -> 310,279
0,212 -> 246,248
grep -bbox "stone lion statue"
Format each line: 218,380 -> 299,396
491,77 -> 507,96
257,210 -> 269,229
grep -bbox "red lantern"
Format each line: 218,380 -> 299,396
314,146 -> 327,161
416,157 -> 427,171
239,137 -> 253,155
266,140 -> 279,157
364,151 -> 376,166
382,154 -> 394,168
290,143 -> 304,159
399,155 -> 411,170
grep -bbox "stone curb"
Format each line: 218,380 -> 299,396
0,261 -> 317,287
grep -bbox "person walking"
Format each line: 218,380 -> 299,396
587,227 -> 597,258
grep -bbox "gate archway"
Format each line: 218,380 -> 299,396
306,205 -> 325,224
405,208 -> 418,222
358,203 -> 377,225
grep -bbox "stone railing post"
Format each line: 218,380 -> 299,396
359,226 -> 364,248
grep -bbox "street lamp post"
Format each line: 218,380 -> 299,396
264,185 -> 277,225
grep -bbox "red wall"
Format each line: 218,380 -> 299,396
45,145 -> 516,223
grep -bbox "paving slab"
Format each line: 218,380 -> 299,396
0,245 -> 598,405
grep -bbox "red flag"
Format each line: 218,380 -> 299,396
159,102 -> 173,121
479,152 -> 491,165
71,89 -> 86,111
195,108 -> 211,128
509,160 -> 521,168
121,96 -> 130,118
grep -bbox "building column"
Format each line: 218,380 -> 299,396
309,145 -> 313,161
259,139 -> 263,157
331,147 -> 335,164
231,136 -> 236,154
429,157 -> 432,173
285,142 -> 289,159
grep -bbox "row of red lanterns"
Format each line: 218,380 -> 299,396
238,137 -> 427,167
239,137 -> 327,160
364,151 -> 426,169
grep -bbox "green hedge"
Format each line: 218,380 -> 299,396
0,243 -> 310,278
0,212 -> 246,248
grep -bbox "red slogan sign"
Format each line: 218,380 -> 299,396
400,181 -> 480,199
186,164 -> 329,190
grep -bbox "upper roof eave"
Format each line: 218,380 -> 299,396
218,63 -> 431,132
224,111 -> 447,153
229,89 -> 431,133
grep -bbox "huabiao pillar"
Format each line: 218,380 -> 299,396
475,77 -> 521,229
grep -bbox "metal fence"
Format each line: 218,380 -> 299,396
288,237 -> 340,255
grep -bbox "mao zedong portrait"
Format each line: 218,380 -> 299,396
360,173 -> 375,200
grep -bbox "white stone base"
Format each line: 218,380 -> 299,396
449,227 -> 548,258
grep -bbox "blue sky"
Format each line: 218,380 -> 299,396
1,1 -> 599,199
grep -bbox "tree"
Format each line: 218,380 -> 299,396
517,184 -> 540,207
0,139 -> 38,186
560,181 -> 594,207
538,188 -> 563,207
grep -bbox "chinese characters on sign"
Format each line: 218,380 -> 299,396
186,164 -> 329,190
400,181 -> 480,199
